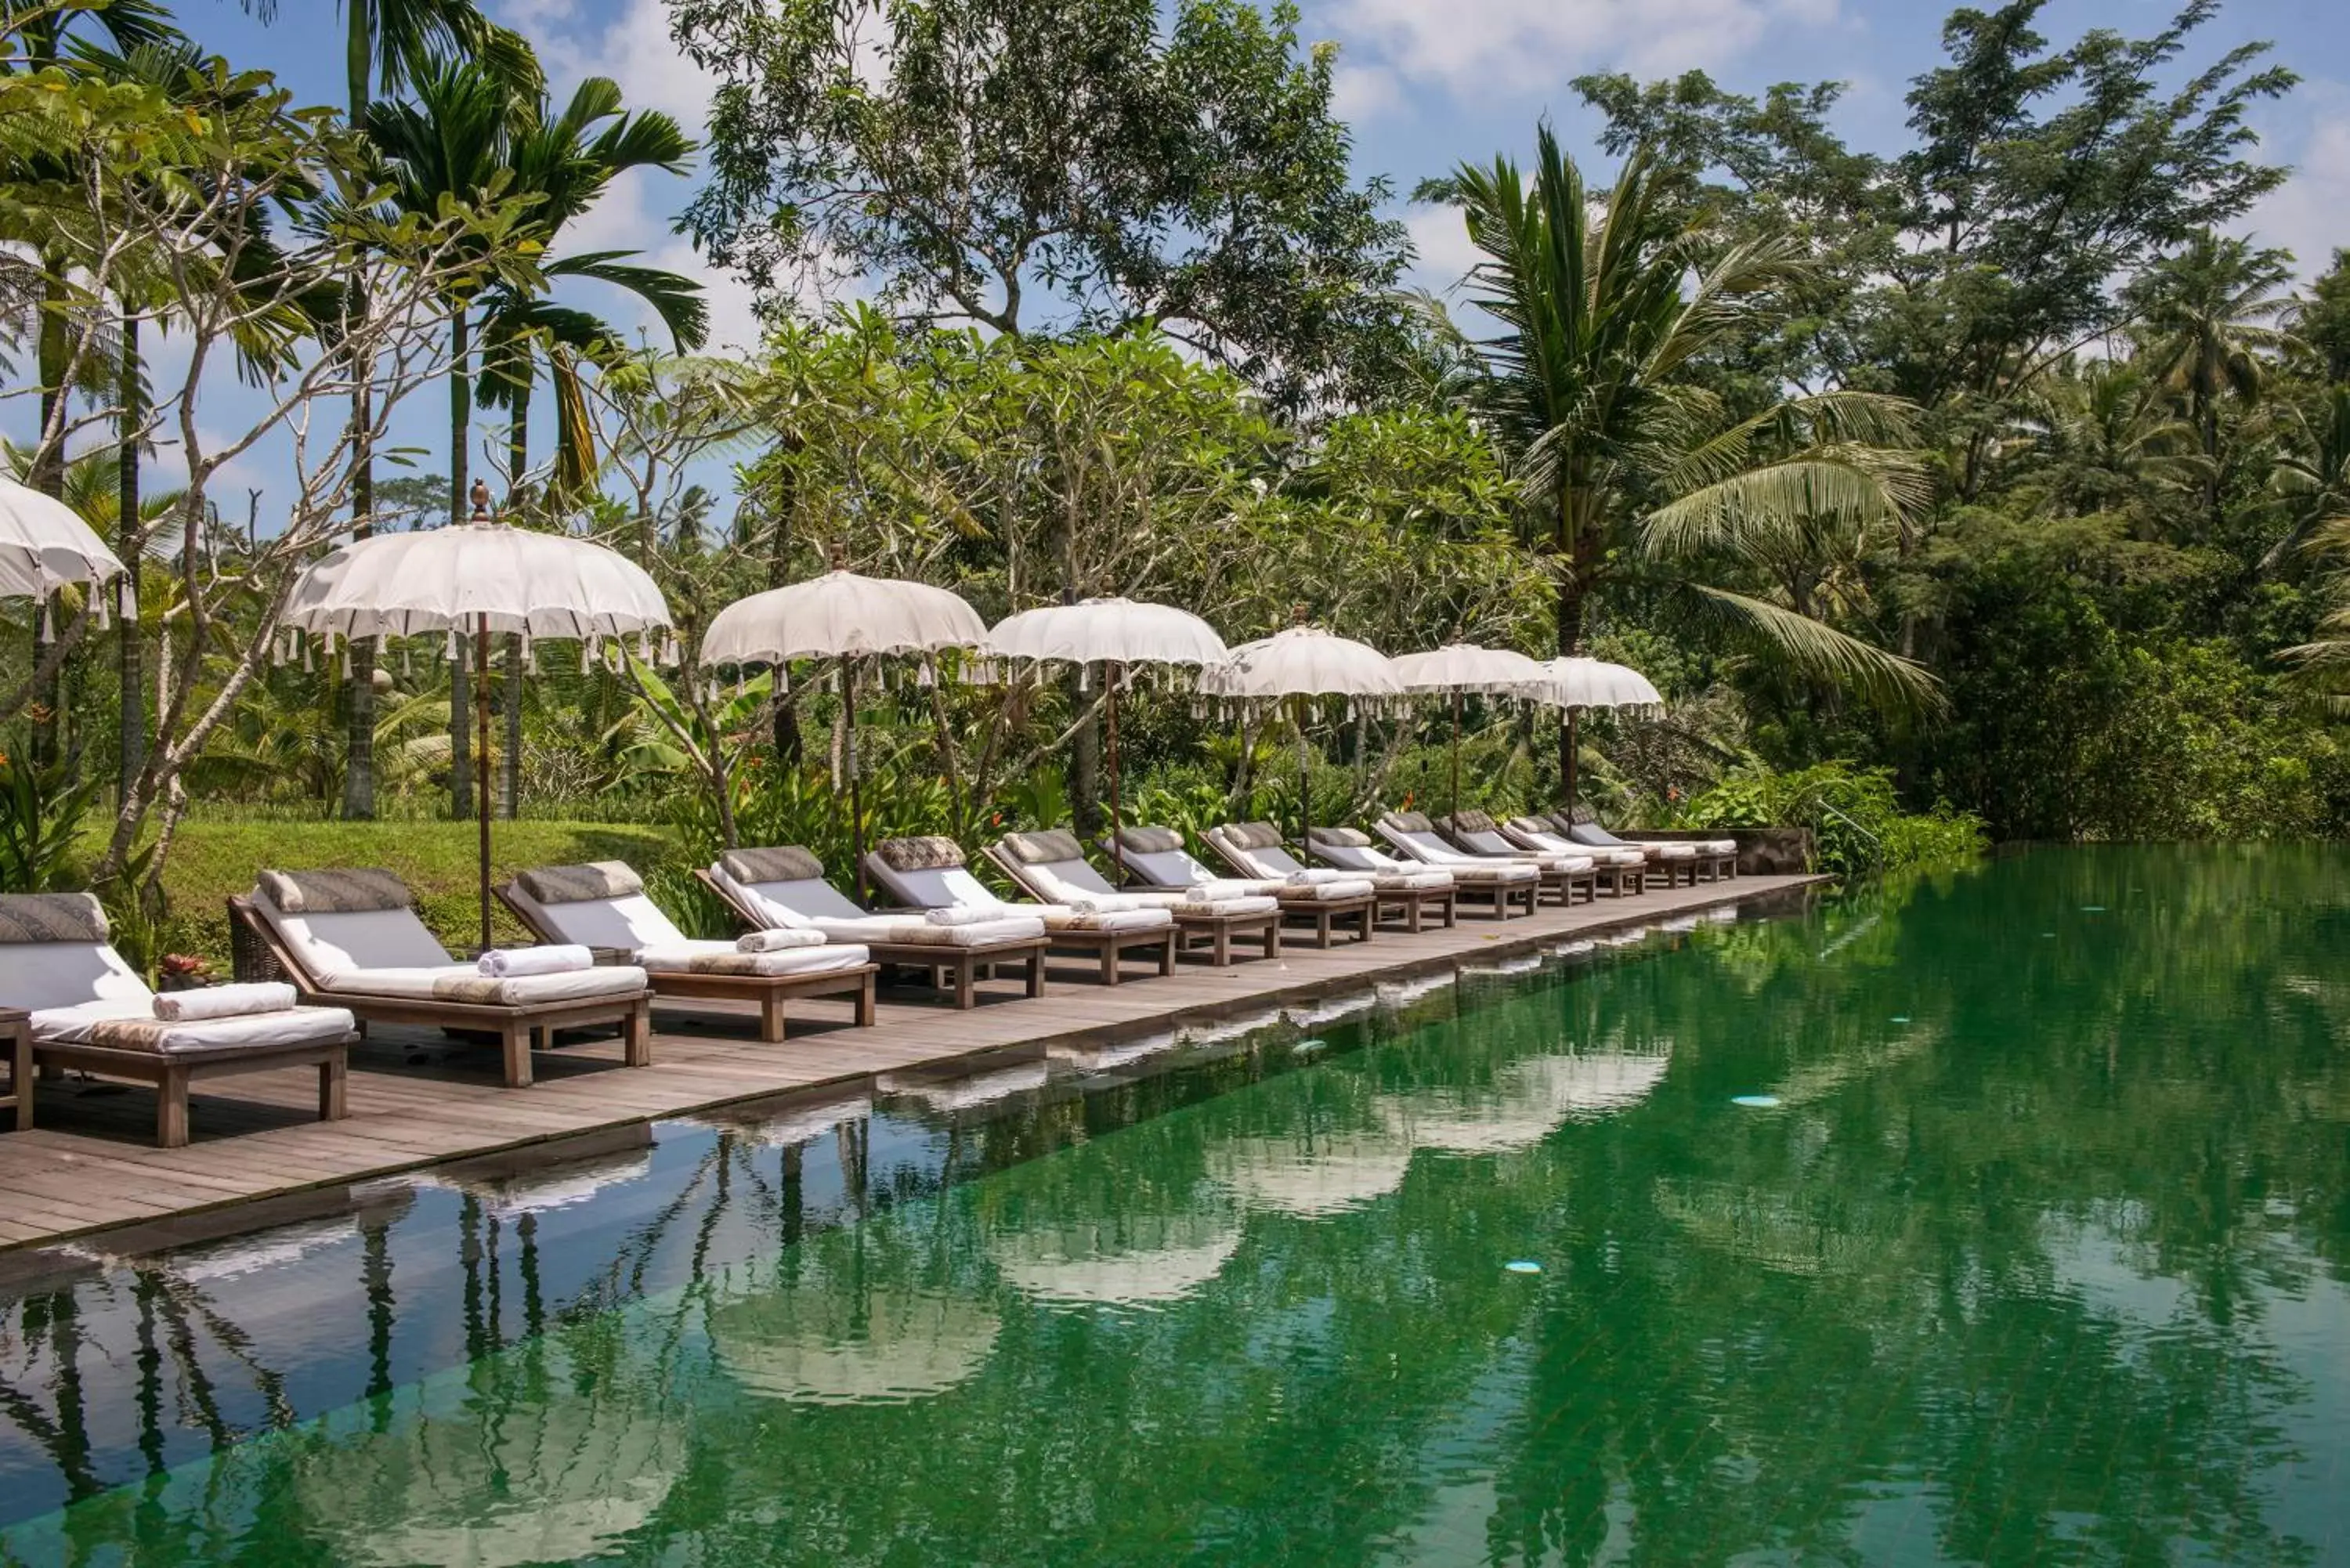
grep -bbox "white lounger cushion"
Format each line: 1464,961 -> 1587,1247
1452,826 -> 1594,873
1509,826 -> 1647,868
255,896 -> 646,1003
711,868 -> 1045,946
1011,854 -> 1278,917
504,883 -> 871,976
866,859 -> 1174,934
0,941 -> 353,1055
1117,844 -> 1282,900
1305,840 -> 1456,890
1202,832 -> 1377,901
1362,829 -> 1539,884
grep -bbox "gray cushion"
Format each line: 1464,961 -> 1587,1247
1384,811 -> 1434,833
257,868 -> 412,914
1115,825 -> 1185,854
1506,816 -> 1556,838
1307,826 -> 1372,847
1220,822 -> 1285,851
0,891 -> 107,944
515,861 -> 642,905
723,846 -> 825,884
873,835 -> 965,871
1000,829 -> 1085,865
1446,809 -> 1498,833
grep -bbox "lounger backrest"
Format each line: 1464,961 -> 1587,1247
1210,823 -> 1306,879
724,872 -> 862,927
0,894 -> 147,1011
252,871 -> 447,980
1505,818 -> 1574,854
1566,822 -> 1629,849
994,831 -> 1119,899
866,854 -> 1007,913
1452,826 -> 1519,856
508,887 -> 685,951
1120,844 -> 1221,888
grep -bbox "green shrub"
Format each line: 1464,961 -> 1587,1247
1672,758 -> 1987,877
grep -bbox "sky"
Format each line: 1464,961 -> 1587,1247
15,0 -> 2350,524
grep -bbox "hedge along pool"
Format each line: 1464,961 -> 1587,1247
2,846 -> 2345,1565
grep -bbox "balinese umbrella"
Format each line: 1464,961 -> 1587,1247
1516,656 -> 1664,817
1202,619 -> 1402,850
701,563 -> 987,901
0,474 -> 125,598
1389,643 -> 1548,822
281,496 -> 673,949
985,597 -> 1227,849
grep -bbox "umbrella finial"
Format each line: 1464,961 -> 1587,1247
1289,603 -> 1308,626
468,478 -> 491,522
826,540 -> 848,573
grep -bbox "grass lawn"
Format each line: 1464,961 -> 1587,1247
155,818 -> 687,970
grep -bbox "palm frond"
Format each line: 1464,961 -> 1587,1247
1687,586 -> 1943,717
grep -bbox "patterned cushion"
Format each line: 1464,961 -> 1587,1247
516,861 -> 643,905
1448,808 -> 1498,833
0,892 -> 107,944
1506,816 -> 1555,838
1384,811 -> 1434,833
1566,806 -> 1597,826
873,836 -> 966,872
257,869 -> 412,914
1307,826 -> 1373,847
1000,829 -> 1086,865
1220,822 -> 1285,851
1115,825 -> 1186,854
723,846 -> 825,884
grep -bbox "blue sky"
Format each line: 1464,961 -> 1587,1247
20,0 -> 2350,521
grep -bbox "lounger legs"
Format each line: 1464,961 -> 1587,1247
1025,952 -> 1046,999
320,1055 -> 349,1122
1158,934 -> 1177,977
759,991 -> 787,1043
955,956 -> 979,1009
501,1024 -> 534,1088
855,971 -> 878,1027
157,1066 -> 190,1148
1101,945 -> 1121,986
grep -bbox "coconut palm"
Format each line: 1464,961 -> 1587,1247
2006,358 -> 2209,524
2261,385 -> 2350,576
1435,124 -> 1936,767
2125,233 -> 2294,519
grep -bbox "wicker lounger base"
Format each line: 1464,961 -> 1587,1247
866,938 -> 1049,1010
1373,885 -> 1456,933
1170,908 -> 1282,966
1044,924 -> 1180,985
31,1031 -> 352,1148
1278,894 -> 1376,948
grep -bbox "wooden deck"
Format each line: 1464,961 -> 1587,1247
0,873 -> 1824,1254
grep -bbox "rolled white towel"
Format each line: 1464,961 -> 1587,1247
738,927 -> 827,952
925,906 -> 990,927
478,944 -> 594,977
153,981 -> 297,1022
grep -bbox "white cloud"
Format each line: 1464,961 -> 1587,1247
1404,201 -> 1483,295
1322,0 -> 1842,98
1331,62 -> 1402,125
2243,90 -> 2350,279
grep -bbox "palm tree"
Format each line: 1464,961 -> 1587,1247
2125,233 -> 2294,521
2265,385 -> 2350,575
240,0 -> 540,822
2008,358 -> 2208,525
1435,124 -> 1935,788
473,76 -> 704,815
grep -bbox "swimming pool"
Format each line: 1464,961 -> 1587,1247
2,847 -> 2344,1564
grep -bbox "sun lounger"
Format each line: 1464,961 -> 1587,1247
1361,813 -> 1542,919
1500,816 -> 1647,896
864,836 -> 1177,986
1293,827 -> 1459,931
986,830 -> 1280,967
698,846 -> 1048,1010
230,868 -> 651,1088
1438,810 -> 1598,905
2,892 -> 354,1146
498,861 -> 877,1042
1548,811 -> 1734,883
1197,823 -> 1379,948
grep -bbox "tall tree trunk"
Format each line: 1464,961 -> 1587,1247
31,265 -> 69,768
1068,665 -> 1100,833
450,309 -> 472,820
341,13 -> 378,820
767,459 -> 801,763
117,311 -> 143,802
501,370 -> 530,818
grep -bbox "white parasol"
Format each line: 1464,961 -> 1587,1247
1202,619 -> 1401,849
987,598 -> 1227,849
282,508 -> 674,949
989,1211 -> 1242,1307
1390,643 -> 1548,822
1514,656 -> 1665,818
0,475 -> 126,598
703,565 -> 987,900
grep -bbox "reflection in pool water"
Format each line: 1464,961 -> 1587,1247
4,847 -> 2349,1566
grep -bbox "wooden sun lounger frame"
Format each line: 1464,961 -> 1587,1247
228,894 -> 653,1089
984,843 -> 1281,968
1543,814 -> 1732,884
496,886 -> 877,1043
1195,833 -> 1378,948
1282,840 -> 1459,932
1435,822 -> 1599,907
693,869 -> 1048,1010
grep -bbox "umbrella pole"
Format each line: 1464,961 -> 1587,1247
1293,695 -> 1310,849
1564,706 -> 1580,818
847,656 -> 866,905
1450,688 -> 1462,822
1105,661 -> 1123,850
475,612 -> 493,954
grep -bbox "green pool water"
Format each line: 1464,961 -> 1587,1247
2,846 -> 2346,1565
